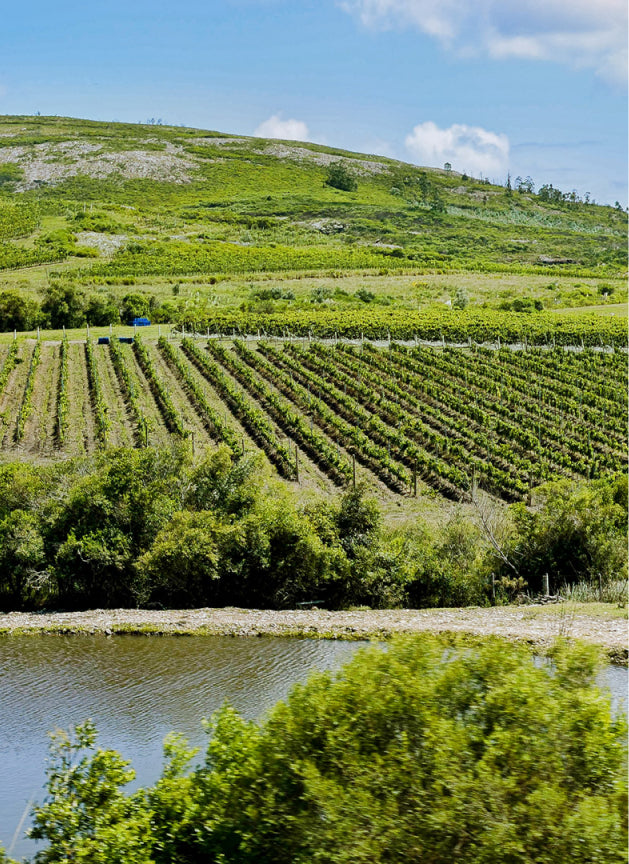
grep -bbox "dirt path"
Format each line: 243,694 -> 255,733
0,341 -> 32,448
122,343 -> 171,448
72,341 -> 97,455
17,342 -> 58,454
1,605 -> 626,662
94,343 -> 135,448
146,340 -> 213,448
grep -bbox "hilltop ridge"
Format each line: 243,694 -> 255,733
0,115 -> 626,331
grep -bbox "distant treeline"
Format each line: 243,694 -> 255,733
0,445 -> 625,611
0,284 -> 172,332
3,285 -> 627,346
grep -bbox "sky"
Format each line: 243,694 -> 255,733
0,0 -> 626,205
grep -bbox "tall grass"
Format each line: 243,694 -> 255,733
558,579 -> 628,605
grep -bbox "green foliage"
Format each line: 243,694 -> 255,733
503,475 -> 628,593
29,720 -> 154,863
41,283 -> 88,329
0,290 -> 41,331
325,162 -> 358,192
0,342 -> 19,397
27,638 -> 628,863
0,162 -> 24,188
0,509 -> 46,607
121,292 -> 150,322
0,438 -> 624,612
0,199 -> 37,237
177,307 -> 628,348
85,293 -> 120,326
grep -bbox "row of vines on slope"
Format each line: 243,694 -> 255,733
15,341 -> 41,442
55,336 -> 69,444
181,338 -> 297,480
174,308 -> 628,348
85,339 -> 110,445
0,336 -> 625,506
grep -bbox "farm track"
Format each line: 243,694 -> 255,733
93,343 -> 135,449
0,342 -> 33,448
20,341 -> 59,455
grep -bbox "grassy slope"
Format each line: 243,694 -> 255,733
0,115 -> 626,320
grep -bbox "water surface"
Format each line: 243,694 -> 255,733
0,635 -> 626,858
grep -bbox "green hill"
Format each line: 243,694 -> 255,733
0,115 -> 626,331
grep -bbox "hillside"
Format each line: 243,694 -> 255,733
0,116 -> 625,617
0,115 -> 626,332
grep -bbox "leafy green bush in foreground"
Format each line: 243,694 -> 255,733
17,637 -> 628,863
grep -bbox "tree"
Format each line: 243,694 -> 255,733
85,293 -> 120,326
0,290 -> 41,332
418,171 -> 431,202
0,509 -> 46,608
121,292 -> 150,323
41,283 -> 87,329
336,484 -> 380,559
502,476 -> 628,594
29,720 -> 153,864
29,638 -> 629,863
135,510 -> 225,606
325,162 -> 358,192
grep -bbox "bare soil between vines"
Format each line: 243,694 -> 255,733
1,605 -> 626,663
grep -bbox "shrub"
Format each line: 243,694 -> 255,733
325,162 -> 358,192
28,638 -> 628,864
503,475 -> 628,594
0,290 -> 41,331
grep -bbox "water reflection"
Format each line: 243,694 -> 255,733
1,635 -> 363,857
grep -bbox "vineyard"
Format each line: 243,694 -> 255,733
174,308 -> 628,348
0,334 -> 625,503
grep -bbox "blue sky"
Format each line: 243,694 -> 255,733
1,0 -> 626,204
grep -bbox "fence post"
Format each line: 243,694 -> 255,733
542,573 -> 550,596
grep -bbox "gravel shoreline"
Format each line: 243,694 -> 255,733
1,606 -> 626,663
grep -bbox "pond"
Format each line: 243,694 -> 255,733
0,635 -> 626,858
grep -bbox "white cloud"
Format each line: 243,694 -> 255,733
405,121 -> 509,178
254,114 -> 310,141
340,0 -> 628,83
